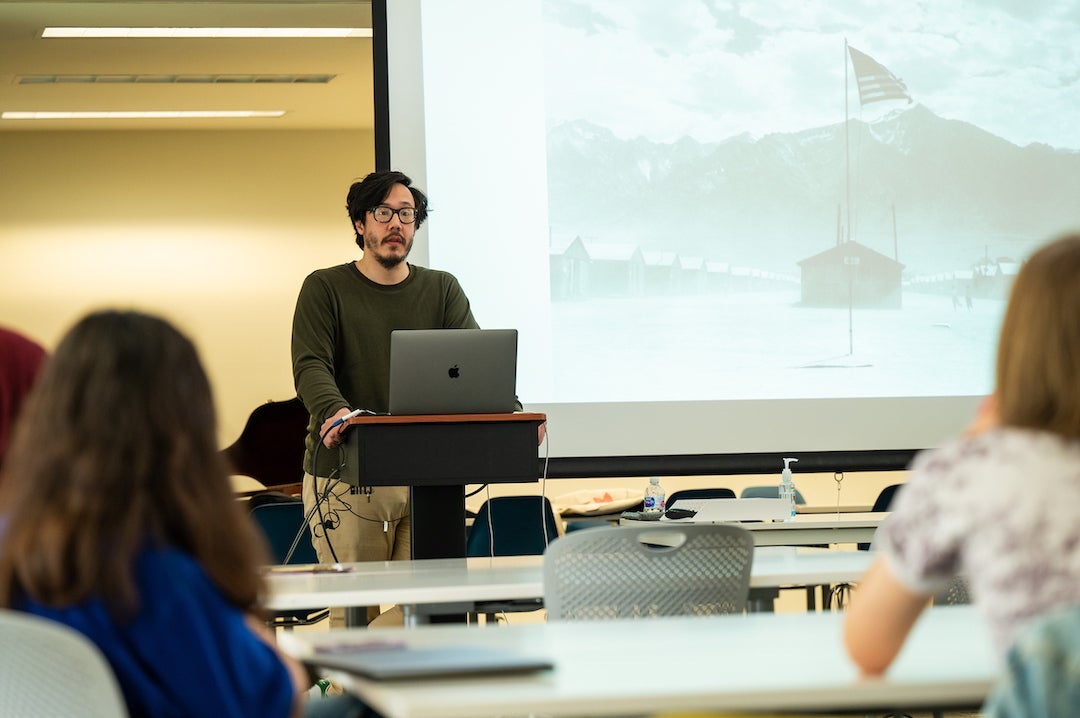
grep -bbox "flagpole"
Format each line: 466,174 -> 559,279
844,38 -> 851,245
844,38 -> 853,356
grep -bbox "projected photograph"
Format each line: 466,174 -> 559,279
541,0 -> 1080,403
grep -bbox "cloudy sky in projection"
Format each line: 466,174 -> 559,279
543,0 -> 1080,150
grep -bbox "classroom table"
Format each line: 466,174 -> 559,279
280,604 -> 997,718
622,511 -> 885,547
562,502 -> 872,523
265,547 -> 874,624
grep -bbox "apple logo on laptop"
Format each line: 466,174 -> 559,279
448,365 -> 460,379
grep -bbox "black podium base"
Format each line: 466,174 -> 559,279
410,484 -> 467,559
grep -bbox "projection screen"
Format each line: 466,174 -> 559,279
377,0 -> 1080,474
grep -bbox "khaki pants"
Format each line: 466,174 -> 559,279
303,473 -> 411,625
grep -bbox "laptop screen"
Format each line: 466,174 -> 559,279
388,329 -> 518,415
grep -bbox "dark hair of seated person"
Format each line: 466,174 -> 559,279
0,309 -> 270,617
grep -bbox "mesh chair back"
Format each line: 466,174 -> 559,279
739,485 -> 807,504
0,610 -> 128,718
467,496 -> 560,557
934,576 -> 972,606
543,524 -> 754,621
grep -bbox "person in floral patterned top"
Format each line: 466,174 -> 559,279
845,233 -> 1080,675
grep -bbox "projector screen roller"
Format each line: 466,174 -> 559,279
377,0 -> 1080,472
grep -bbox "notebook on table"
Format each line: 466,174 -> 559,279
304,643 -> 553,681
388,328 -> 518,415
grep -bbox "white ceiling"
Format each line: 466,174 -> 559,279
0,0 -> 374,131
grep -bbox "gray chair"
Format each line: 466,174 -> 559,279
0,609 -> 128,717
543,524 -> 754,621
933,575 -> 972,606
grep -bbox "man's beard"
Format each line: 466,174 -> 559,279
374,251 -> 406,270
365,234 -> 411,269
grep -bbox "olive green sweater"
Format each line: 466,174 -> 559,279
291,262 -> 478,477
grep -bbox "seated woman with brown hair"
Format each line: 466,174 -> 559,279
844,233 -> 1080,676
0,310 -> 366,718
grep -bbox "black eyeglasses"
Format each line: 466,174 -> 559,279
370,205 -> 417,224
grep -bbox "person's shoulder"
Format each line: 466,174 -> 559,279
299,263 -> 359,295
136,546 -> 223,595
410,264 -> 462,286
304,263 -> 355,282
0,326 -> 46,360
908,428 -> 1072,498
137,545 -> 204,578
912,427 -> 1020,469
951,426 -> 1074,463
134,546 -> 237,615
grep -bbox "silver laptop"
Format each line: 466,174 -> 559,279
388,328 -> 518,415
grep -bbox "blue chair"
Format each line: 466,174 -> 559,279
983,603 -> 1080,718
466,496 -> 560,622
467,496 -> 560,557
858,483 -> 902,551
249,496 -> 329,628
250,498 -> 319,564
739,485 -> 807,504
665,487 -> 735,509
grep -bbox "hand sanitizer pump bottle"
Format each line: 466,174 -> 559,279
780,457 -> 799,522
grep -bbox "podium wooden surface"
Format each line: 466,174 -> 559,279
340,412 -> 546,559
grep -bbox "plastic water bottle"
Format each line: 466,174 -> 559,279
644,476 -> 666,514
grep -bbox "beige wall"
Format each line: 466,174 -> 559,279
0,128 -> 375,447
467,470 -> 905,515
0,128 -> 906,502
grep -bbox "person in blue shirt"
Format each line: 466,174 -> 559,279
0,310 -> 359,718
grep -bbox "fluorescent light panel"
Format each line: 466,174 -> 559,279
1,110 -> 286,120
42,27 -> 373,38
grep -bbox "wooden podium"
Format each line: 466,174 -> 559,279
339,412 -> 546,559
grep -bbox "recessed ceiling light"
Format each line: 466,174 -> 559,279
42,27 -> 372,38
1,110 -> 287,120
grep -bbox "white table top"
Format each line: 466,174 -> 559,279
624,511 -> 885,547
265,547 -> 873,612
280,604 -> 997,718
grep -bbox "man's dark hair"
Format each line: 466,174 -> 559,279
346,170 -> 429,247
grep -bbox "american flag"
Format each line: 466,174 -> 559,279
848,46 -> 912,106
